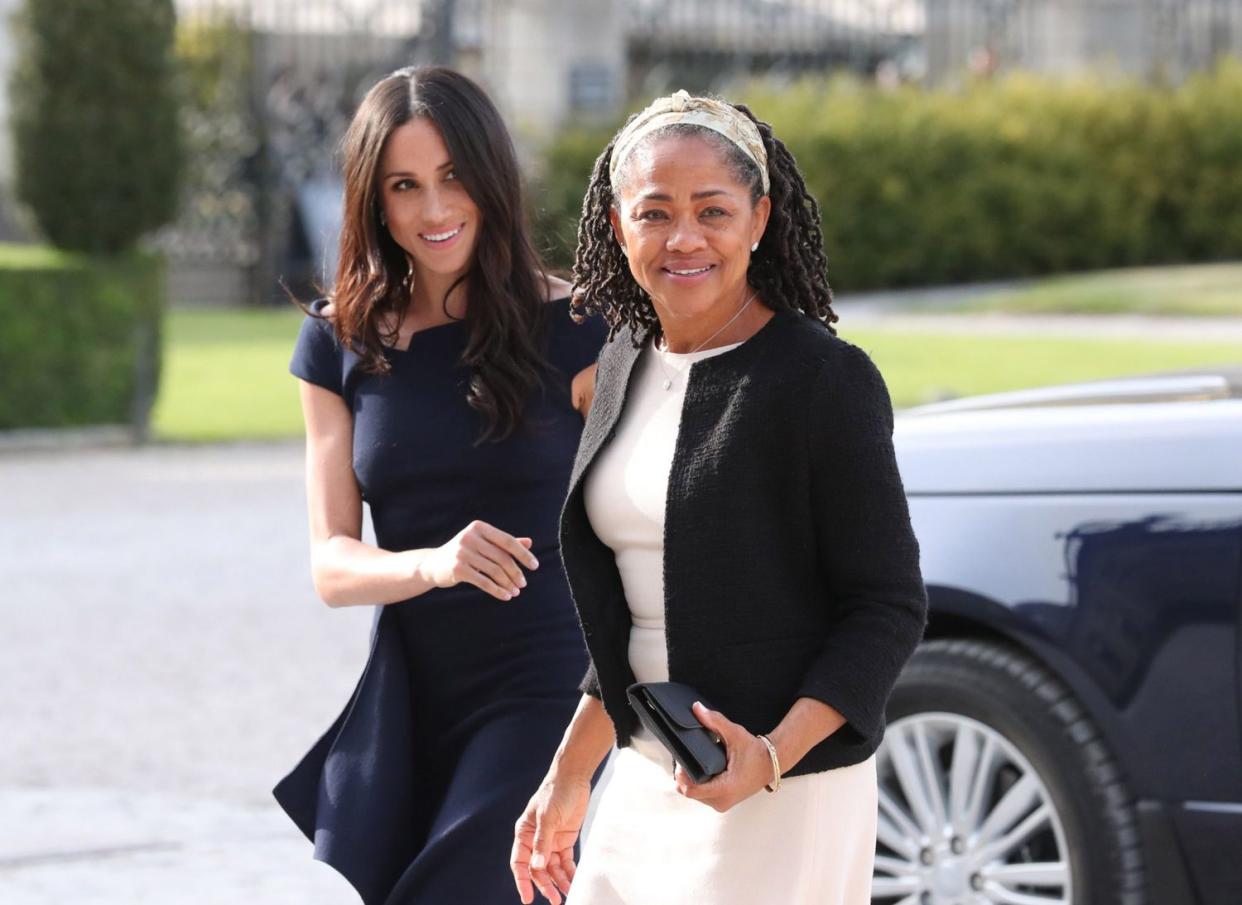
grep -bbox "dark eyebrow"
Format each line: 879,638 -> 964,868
383,161 -> 453,180
639,189 -> 730,202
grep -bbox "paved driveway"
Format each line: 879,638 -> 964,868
1,442 -> 373,904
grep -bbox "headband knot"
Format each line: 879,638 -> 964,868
609,90 -> 769,194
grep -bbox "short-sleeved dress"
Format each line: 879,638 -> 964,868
274,297 -> 607,905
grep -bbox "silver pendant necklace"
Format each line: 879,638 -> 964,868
655,291 -> 757,391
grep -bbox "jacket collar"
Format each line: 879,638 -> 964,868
567,308 -> 799,502
566,323 -> 645,501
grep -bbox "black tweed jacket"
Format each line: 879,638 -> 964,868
558,308 -> 928,776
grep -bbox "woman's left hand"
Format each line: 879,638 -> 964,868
674,701 -> 777,812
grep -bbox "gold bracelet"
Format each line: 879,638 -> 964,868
757,734 -> 782,793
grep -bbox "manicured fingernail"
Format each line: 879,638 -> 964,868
518,575 -> 527,587
531,854 -> 545,869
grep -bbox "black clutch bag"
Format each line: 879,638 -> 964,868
625,681 -> 728,783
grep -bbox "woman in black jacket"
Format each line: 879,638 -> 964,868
510,91 -> 928,905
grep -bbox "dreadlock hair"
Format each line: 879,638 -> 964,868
571,101 -> 837,345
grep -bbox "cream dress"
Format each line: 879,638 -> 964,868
570,338 -> 878,905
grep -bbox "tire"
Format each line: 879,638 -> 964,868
872,638 -> 1147,905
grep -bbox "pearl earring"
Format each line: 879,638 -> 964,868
751,241 -> 759,252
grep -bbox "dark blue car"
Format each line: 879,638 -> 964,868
873,370 -> 1242,905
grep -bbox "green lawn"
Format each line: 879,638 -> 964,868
151,307 -> 306,442
152,306 -> 1242,442
843,328 -> 1241,408
0,243 -> 80,268
955,262 -> 1242,317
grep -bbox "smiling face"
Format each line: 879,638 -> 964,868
378,117 -> 481,287
610,132 -> 770,332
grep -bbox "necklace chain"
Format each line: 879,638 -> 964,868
654,290 -> 757,391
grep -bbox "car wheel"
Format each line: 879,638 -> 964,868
872,638 -> 1147,905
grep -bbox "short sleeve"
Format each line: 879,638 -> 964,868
289,302 -> 346,397
548,296 -> 608,377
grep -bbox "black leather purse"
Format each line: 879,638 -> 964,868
626,681 -> 728,783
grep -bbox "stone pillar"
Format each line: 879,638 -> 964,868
479,0 -> 626,146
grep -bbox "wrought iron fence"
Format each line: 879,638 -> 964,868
627,0 -> 924,94
165,0 -> 439,304
161,0 -> 1242,305
628,0 -> 1242,89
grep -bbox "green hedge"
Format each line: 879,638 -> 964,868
532,62 -> 1242,290
0,245 -> 163,432
531,125 -> 617,269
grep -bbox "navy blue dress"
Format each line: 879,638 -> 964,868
274,297 -> 606,905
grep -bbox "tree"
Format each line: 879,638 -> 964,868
11,0 -> 183,254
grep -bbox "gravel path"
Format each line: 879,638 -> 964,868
0,442 -> 372,904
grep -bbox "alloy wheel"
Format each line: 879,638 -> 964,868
872,712 -> 1073,905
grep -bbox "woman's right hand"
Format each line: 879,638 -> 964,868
512,772 -> 591,905
422,520 -> 539,601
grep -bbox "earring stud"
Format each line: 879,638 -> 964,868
751,241 -> 759,252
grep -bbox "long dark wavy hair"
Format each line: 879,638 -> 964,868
324,65 -> 550,441
571,101 -> 837,343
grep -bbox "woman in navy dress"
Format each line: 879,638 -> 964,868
273,66 -> 605,905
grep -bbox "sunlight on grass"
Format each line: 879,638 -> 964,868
843,327 -> 1242,408
151,308 -> 305,442
151,307 -> 1242,442
957,262 -> 1242,317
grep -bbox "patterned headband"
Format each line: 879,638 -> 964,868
608,90 -> 770,195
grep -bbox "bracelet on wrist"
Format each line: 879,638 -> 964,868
757,733 -> 782,793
